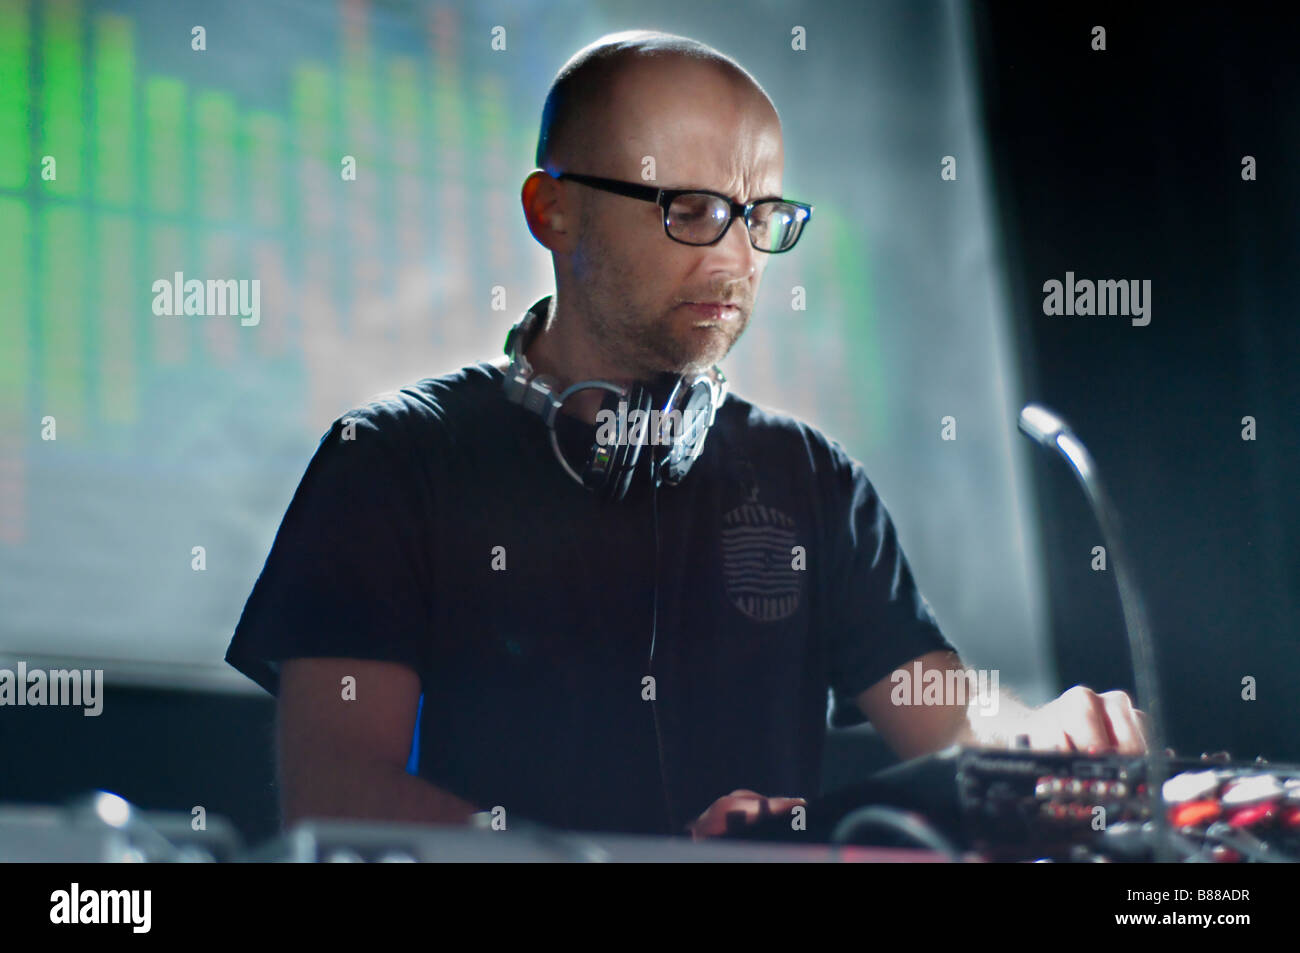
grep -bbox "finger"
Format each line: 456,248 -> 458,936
711,794 -> 764,817
1063,688 -> 1113,752
687,810 -> 736,840
1134,709 -> 1152,748
1101,692 -> 1146,754
764,797 -> 807,818
690,793 -> 807,839
694,794 -> 766,835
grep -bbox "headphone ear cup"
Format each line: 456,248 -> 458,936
660,376 -> 718,485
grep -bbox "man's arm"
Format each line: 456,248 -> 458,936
854,651 -> 982,759
856,650 -> 1149,759
277,657 -> 480,828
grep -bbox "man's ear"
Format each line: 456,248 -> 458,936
521,170 -> 573,251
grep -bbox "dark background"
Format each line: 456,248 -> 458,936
3,2 -> 1296,847
972,0 -> 1300,765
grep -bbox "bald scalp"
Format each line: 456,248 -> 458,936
535,30 -> 776,174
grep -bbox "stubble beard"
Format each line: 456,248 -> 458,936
584,294 -> 748,378
573,245 -> 749,378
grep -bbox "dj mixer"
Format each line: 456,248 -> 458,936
723,745 -> 1300,862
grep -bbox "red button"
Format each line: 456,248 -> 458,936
1226,803 -> 1276,828
1169,800 -> 1220,828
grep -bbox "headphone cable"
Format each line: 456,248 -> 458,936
648,458 -> 678,835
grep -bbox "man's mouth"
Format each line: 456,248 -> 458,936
678,301 -> 741,322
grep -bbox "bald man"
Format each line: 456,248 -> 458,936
226,31 -> 1149,843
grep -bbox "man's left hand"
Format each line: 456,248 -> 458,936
1020,685 -> 1149,755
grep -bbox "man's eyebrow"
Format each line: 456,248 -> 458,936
669,185 -> 786,204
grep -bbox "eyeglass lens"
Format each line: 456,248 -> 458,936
665,194 -> 804,251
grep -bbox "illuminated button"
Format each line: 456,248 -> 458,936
1162,770 -> 1218,804
1226,803 -> 1275,828
1222,775 -> 1283,807
1168,799 -> 1221,828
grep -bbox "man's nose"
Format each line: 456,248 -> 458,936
704,214 -> 760,280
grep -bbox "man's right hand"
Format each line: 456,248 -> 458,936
685,789 -> 807,841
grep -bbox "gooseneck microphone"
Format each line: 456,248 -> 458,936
1018,403 -> 1173,861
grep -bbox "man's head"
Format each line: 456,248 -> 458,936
522,31 -> 787,379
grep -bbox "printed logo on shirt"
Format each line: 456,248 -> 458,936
720,496 -> 801,623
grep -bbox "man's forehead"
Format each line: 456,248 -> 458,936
602,58 -> 783,192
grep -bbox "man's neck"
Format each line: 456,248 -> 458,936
496,301 -> 641,425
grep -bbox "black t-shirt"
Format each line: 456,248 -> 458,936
225,361 -> 957,836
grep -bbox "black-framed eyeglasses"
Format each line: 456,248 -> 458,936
555,172 -> 813,253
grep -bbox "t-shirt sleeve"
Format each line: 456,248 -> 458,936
821,442 -> 959,724
224,406 -> 435,697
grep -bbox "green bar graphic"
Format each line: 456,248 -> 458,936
0,0 -> 31,190
387,56 -> 420,248
342,34 -> 376,332
97,210 -> 134,423
342,41 -> 375,153
39,203 -> 87,434
0,194 -> 29,544
478,72 -> 510,274
40,0 -> 83,198
387,57 -> 420,173
245,110 -> 284,229
148,222 -> 187,365
92,13 -> 134,207
826,207 -> 884,441
144,75 -> 186,215
0,197 -> 30,412
290,62 -> 333,246
291,63 -> 332,165
195,90 -> 236,221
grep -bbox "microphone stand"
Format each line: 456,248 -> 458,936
1018,403 -> 1174,862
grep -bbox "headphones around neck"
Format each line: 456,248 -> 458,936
501,295 -> 728,502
